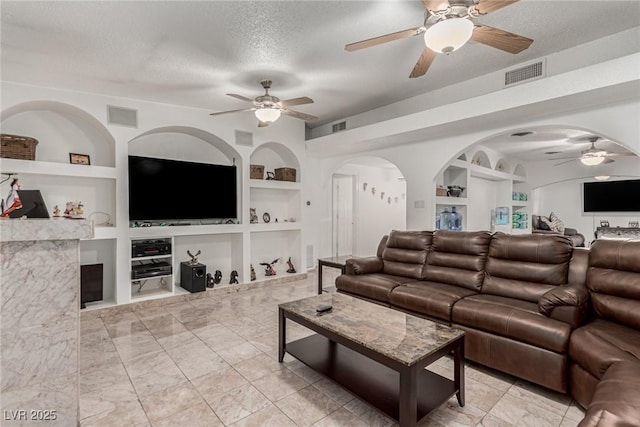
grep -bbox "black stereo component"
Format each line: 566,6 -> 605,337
180,262 -> 206,293
131,261 -> 172,279
132,239 -> 172,258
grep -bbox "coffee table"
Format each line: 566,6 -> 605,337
278,293 -> 465,427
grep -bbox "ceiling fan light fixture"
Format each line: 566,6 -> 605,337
580,155 -> 606,166
424,18 -> 474,54
594,175 -> 610,181
254,107 -> 281,123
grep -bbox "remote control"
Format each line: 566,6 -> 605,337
316,304 -> 333,313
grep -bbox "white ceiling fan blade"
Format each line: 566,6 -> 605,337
227,93 -> 254,103
209,108 -> 254,117
554,159 -> 577,166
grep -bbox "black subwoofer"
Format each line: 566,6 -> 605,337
180,262 -> 206,293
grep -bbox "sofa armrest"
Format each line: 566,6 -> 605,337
564,227 -> 578,236
538,284 -> 590,328
345,257 -> 383,275
532,229 -> 557,235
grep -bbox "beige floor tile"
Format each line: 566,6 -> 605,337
80,400 -> 149,427
276,385 -> 342,426
80,363 -> 130,394
233,353 -> 286,381
507,380 -> 572,417
141,313 -> 190,339
248,330 -> 279,353
489,392 -> 564,427
559,416 -> 580,427
564,401 -> 586,422
191,365 -> 249,403
112,331 -> 163,362
80,341 -> 121,373
476,413 -> 517,427
134,306 -> 169,320
216,341 -> 263,364
463,376 -> 507,412
228,404 -> 297,427
311,377 -> 356,406
139,381 -> 205,423
80,381 -> 138,420
343,398 -> 398,427
152,401 -> 224,427
156,330 -> 200,351
312,407 -> 370,427
104,319 -> 149,339
208,383 -> 271,425
125,352 -> 187,398
252,368 -> 311,402
423,399 -> 486,427
466,363 -> 517,393
166,340 -> 228,380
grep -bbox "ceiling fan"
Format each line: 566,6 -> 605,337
209,80 -> 318,127
345,0 -> 533,78
551,137 -> 636,166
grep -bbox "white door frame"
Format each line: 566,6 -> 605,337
331,173 -> 355,257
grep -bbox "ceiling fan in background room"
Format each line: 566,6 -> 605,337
209,80 -> 318,127
551,136 -> 636,166
345,0 -> 533,78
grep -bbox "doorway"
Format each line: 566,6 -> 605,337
331,174 -> 354,257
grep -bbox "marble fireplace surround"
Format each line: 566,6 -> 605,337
1,219 -> 93,426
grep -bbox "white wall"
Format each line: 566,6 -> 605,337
333,162 -> 406,256
467,177 -> 497,231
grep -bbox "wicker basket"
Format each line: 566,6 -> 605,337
1,134 -> 39,160
436,187 -> 448,197
275,167 -> 296,182
250,164 -> 265,180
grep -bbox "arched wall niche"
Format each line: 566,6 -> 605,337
513,164 -> 527,178
128,126 -> 240,166
0,100 -> 115,167
470,150 -> 492,169
495,159 -> 511,173
250,142 -> 301,182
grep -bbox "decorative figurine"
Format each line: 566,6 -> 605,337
206,273 -> 215,288
371,187 -> 376,195
250,208 -> 258,224
52,205 -> 61,217
187,249 -> 201,265
214,270 -> 222,284
263,212 -> 271,223
1,178 -> 22,217
362,182 -> 368,192
286,257 -> 296,274
230,270 -> 239,284
250,264 -> 256,281
266,171 -> 275,180
381,191 -> 385,200
64,201 -> 84,218
260,258 -> 279,276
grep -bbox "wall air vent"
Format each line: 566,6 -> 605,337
107,105 -> 138,128
235,130 -> 253,146
332,121 -> 347,133
504,60 -> 545,86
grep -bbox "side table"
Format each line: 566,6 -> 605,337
317,255 -> 352,294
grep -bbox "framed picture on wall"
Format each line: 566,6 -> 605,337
69,153 -> 90,165
495,207 -> 509,225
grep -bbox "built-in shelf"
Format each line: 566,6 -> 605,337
91,226 -> 118,240
435,196 -> 468,206
0,158 -> 117,179
249,179 -> 301,190
128,223 -> 244,238
250,223 -> 302,232
512,201 -> 529,207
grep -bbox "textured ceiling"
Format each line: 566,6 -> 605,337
1,0 -> 639,129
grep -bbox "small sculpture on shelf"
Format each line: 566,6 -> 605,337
229,270 -> 239,284
1,178 -> 22,217
64,201 -> 84,218
446,185 -> 465,197
250,264 -> 256,281
260,258 -> 279,276
250,208 -> 258,224
187,249 -> 201,265
266,171 -> 275,180
286,257 -> 296,274
206,272 -> 215,288
52,205 -> 61,217
213,270 -> 222,284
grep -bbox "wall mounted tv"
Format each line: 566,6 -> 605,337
128,155 -> 237,222
583,179 -> 640,212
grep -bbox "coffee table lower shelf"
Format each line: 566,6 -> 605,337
285,334 -> 457,424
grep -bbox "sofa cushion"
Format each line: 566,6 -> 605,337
569,318 -> 640,380
578,361 -> 640,427
452,294 -> 572,353
482,233 -> 573,303
335,273 -> 414,303
381,230 -> 432,280
388,281 -> 477,322
423,230 -> 492,292
587,239 -> 640,330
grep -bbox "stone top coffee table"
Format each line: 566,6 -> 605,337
278,293 -> 465,427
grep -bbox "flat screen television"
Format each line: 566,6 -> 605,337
583,179 -> 640,212
128,155 -> 237,222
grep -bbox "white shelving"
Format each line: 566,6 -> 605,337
128,224 -> 244,239
130,237 -> 174,300
249,179 -> 301,190
0,158 -> 117,179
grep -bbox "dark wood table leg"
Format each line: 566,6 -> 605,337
454,337 -> 465,407
278,307 -> 286,362
399,364 -> 418,427
317,261 -> 324,294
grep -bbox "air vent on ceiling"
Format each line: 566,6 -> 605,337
504,60 -> 545,86
332,121 -> 347,133
235,130 -> 253,146
107,105 -> 138,128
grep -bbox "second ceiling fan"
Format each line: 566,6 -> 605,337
346,0 -> 533,78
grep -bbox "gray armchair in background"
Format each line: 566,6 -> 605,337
532,214 -> 585,247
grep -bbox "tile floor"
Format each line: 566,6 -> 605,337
80,274 -> 585,426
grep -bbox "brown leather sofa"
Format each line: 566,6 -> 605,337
336,230 -> 640,426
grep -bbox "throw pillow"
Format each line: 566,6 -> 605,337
548,212 -> 565,234
538,216 -> 551,231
